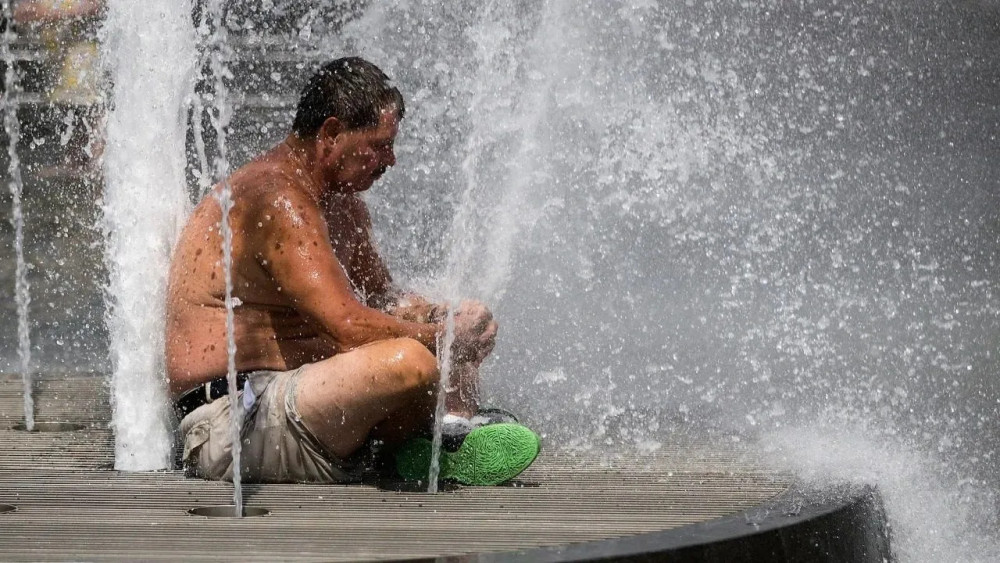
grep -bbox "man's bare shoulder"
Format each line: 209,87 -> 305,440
231,155 -> 301,199
225,154 -> 322,223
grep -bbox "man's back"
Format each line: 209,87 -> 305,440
165,147 -> 337,397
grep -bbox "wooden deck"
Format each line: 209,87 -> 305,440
0,375 -> 790,561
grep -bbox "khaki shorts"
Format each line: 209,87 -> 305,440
179,368 -> 361,483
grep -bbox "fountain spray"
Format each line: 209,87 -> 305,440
427,306 -> 456,492
418,1 -> 568,489
102,0 -> 196,470
336,1 -> 1000,558
204,0 -> 242,517
1,0 -> 33,431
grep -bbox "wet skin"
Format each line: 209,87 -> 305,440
165,109 -> 497,457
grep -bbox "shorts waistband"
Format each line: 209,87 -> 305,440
174,372 -> 251,419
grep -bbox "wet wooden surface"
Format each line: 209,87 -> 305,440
0,375 -> 790,561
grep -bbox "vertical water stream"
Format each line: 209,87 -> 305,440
421,0 -> 568,489
1,1 -> 33,431
204,0 -> 242,517
103,0 -> 196,470
427,306 -> 456,492
219,184 -> 241,516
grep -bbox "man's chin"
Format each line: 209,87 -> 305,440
330,182 -> 369,195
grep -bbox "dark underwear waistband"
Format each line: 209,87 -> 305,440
173,372 -> 251,419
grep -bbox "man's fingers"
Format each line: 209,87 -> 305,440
457,300 -> 492,318
477,320 -> 498,359
451,318 -> 497,363
451,301 -> 497,363
455,300 -> 493,334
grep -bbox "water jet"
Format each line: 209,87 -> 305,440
2,0 -> 35,432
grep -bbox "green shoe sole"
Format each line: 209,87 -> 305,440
395,423 -> 541,486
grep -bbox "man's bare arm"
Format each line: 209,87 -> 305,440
342,196 -> 395,308
323,193 -> 495,360
254,187 -> 441,353
338,195 -> 443,321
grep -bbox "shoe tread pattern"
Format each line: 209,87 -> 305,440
447,424 -> 539,486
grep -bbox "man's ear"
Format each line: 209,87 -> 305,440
318,117 -> 344,144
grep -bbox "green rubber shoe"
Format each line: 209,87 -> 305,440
396,423 -> 541,486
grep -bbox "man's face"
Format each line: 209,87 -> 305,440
322,108 -> 399,193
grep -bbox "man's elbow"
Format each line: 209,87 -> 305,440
322,316 -> 376,353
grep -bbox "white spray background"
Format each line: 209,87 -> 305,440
318,1 -> 1000,561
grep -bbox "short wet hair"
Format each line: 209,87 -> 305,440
292,57 -> 405,138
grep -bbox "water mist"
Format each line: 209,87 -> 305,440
330,1 -> 1000,560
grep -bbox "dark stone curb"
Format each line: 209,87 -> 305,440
430,484 -> 891,563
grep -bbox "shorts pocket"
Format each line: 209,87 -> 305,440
182,420 -> 212,463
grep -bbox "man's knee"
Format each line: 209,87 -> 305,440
387,337 -> 438,391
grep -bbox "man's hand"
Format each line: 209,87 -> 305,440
387,293 -> 439,323
451,300 -> 498,364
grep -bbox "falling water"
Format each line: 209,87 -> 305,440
218,186 -> 241,515
203,0 -> 242,517
419,2 -> 571,488
191,94 -> 213,197
102,0 -> 196,470
190,0 -> 214,199
427,306 -> 456,492
1,1 -> 33,431
442,0 -> 569,302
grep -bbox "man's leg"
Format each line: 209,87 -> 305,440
293,337 -> 438,460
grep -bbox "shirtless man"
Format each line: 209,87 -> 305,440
165,57 -> 539,485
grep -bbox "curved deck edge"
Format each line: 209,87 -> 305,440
441,484 -> 891,563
